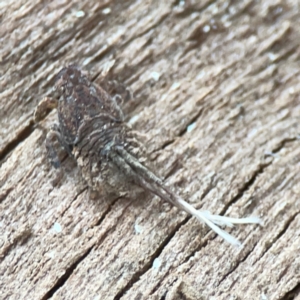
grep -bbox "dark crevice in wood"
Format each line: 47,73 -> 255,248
221,161 -> 271,214
25,37 -> 74,75
121,13 -> 169,51
217,242 -> 258,287
270,44 -> 297,65
270,137 -> 297,154
73,4 -> 109,41
131,213 -> 213,297
0,225 -> 33,262
254,212 -> 299,265
0,120 -> 34,164
85,45 -> 115,68
170,231 -> 212,278
93,196 -> 123,227
158,277 -> 179,300
279,281 -> 300,300
221,136 -> 298,216
197,173 -> 217,204
148,139 -> 177,158
177,107 -> 204,138
150,237 -> 211,297
0,187 -> 13,204
113,219 -> 189,300
1,2 -> 69,64
162,156 -> 183,181
43,28 -> 88,65
21,37 -> 57,74
94,199 -> 136,254
60,187 -> 88,219
87,10 -> 169,84
150,105 -> 205,155
42,246 -> 94,300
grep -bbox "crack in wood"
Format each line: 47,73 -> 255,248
220,136 -> 298,217
270,137 -> 297,154
0,120 -> 34,163
217,241 -> 258,287
279,281 -> 300,300
0,187 -> 13,204
221,161 -> 271,215
121,13 -> 169,51
177,107 -> 204,138
41,246 -> 94,300
113,220 -> 187,300
254,212 -> 299,266
59,187 -> 88,219
47,200 -> 137,299
0,225 -> 33,261
215,210 -> 300,289
93,196 -> 123,227
40,197 -> 131,299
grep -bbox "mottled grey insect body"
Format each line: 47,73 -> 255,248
34,65 -> 262,246
50,65 -> 145,198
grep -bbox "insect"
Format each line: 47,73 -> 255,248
34,64 -> 261,246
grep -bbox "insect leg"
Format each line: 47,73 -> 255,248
33,97 -> 58,123
45,124 -> 72,168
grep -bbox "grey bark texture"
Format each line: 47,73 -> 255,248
1,1 -> 300,299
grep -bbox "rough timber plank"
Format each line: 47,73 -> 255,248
1,0 -> 300,299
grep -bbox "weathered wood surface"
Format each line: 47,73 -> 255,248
1,0 -> 300,299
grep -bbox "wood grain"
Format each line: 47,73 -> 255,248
1,0 -> 300,299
